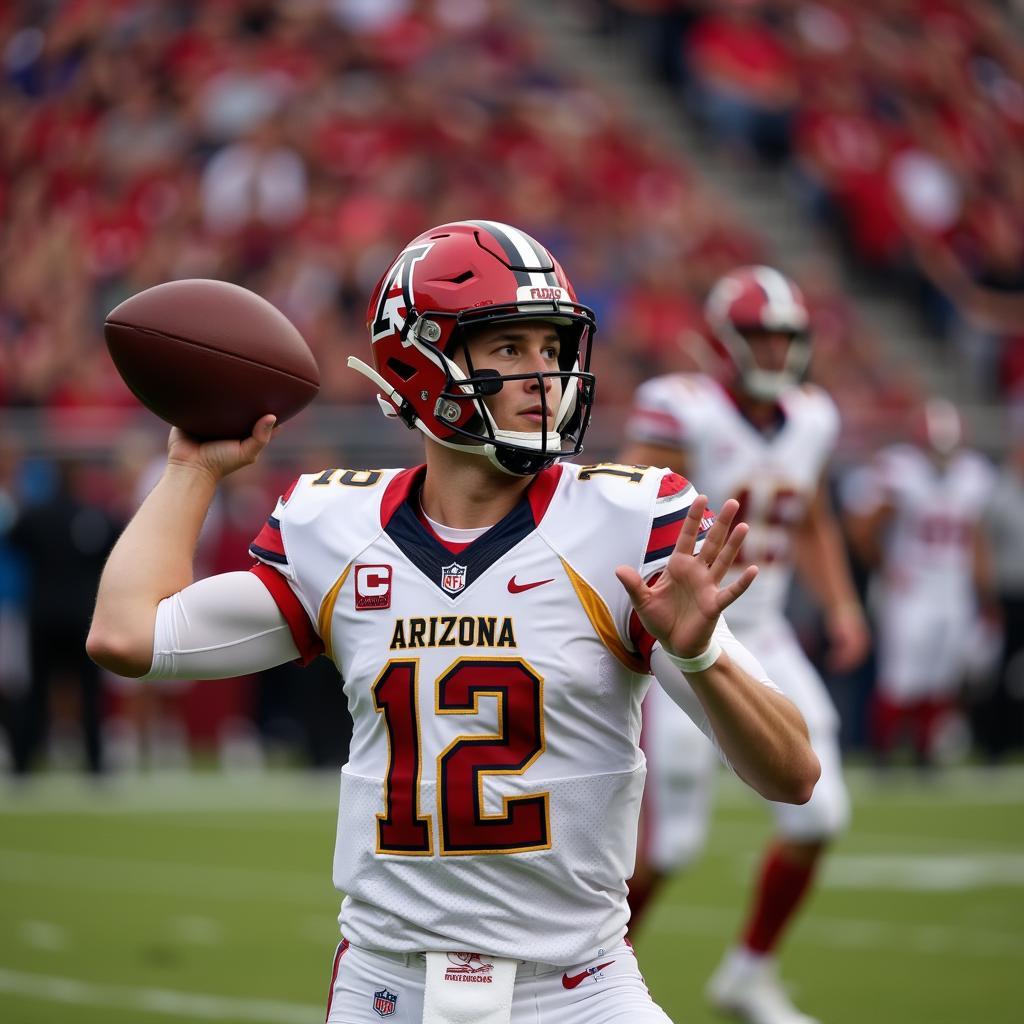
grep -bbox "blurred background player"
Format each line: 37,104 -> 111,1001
843,398 -> 997,770
4,458 -> 121,777
621,265 -> 869,1024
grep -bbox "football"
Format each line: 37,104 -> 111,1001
104,279 -> 320,439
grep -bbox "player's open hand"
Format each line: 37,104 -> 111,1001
616,496 -> 758,659
166,414 -> 277,485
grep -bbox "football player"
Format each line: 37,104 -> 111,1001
622,265 -> 869,1024
843,398 -> 996,768
88,223 -> 818,1024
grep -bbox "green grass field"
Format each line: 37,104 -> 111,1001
1,765 -> 1022,1023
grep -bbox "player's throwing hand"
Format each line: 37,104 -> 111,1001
166,414 -> 277,485
616,496 -> 758,661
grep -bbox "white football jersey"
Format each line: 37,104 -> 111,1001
250,462 -> 702,966
626,373 -> 840,627
861,444 -> 995,602
844,445 -> 995,698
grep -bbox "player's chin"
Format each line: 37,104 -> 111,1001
516,413 -> 555,431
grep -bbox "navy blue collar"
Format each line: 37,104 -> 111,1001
384,492 -> 537,599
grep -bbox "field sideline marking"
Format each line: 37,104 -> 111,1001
649,902 -> 1021,958
708,819 -> 1024,853
824,852 -> 1024,890
0,968 -> 322,1022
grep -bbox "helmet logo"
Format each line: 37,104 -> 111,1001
516,285 -> 565,304
371,242 -> 434,344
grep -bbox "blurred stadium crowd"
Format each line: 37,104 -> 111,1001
0,0 -> 1022,775
591,0 -> 1024,399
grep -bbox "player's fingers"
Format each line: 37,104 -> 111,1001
716,565 -> 758,611
711,520 -> 749,583
255,414 -> 277,441
615,565 -> 646,604
240,415 -> 277,461
674,495 -> 708,557
717,497 -> 740,528
695,497 -> 738,567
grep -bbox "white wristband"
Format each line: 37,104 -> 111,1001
661,637 -> 723,674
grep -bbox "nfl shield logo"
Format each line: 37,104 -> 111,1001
441,562 -> 467,595
372,988 -> 398,1017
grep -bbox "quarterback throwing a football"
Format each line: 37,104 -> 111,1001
89,222 -> 818,1024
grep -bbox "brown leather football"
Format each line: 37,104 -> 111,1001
104,279 -> 320,439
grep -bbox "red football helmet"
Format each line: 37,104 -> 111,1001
704,265 -> 811,401
349,220 -> 596,475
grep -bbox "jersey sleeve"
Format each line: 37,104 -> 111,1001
144,571 -> 302,680
625,375 -> 691,450
806,383 -> 841,453
625,469 -> 716,671
249,478 -> 299,581
248,477 -> 324,665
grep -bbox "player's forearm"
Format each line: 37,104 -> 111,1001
87,463 -> 219,676
667,651 -> 819,804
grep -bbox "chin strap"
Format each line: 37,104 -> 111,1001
742,367 -> 795,401
346,355 -> 502,465
347,357 -> 418,428
347,355 -> 568,477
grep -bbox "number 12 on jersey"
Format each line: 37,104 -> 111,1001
372,658 -> 550,856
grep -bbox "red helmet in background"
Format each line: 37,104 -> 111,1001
704,265 -> 811,401
350,220 -> 596,476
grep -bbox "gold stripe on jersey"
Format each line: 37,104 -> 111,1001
317,563 -> 353,661
560,558 -> 646,674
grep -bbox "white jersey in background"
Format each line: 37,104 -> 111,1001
626,373 -> 839,628
862,445 -> 993,601
626,372 -> 848,868
851,444 -> 995,699
249,460 -> 762,966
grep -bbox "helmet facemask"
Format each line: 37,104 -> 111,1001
705,265 -> 812,402
725,327 -> 812,402
421,304 -> 596,475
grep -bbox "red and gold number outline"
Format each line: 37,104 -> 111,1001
312,469 -> 384,487
577,462 -> 648,483
436,658 -> 548,856
372,661 -> 433,855
372,658 -> 548,857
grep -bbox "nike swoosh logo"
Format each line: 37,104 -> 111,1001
561,961 -> 615,989
507,576 -> 554,594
